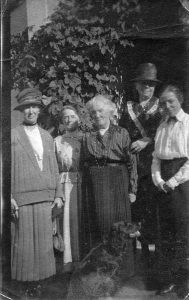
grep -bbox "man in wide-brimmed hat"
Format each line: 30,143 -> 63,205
11,88 -> 63,296
131,63 -> 160,104
119,63 -> 162,259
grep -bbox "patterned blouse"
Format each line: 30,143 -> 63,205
83,124 -> 138,194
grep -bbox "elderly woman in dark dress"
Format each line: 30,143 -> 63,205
54,105 -> 83,271
83,95 -> 138,274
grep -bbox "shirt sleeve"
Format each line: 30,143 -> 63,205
151,151 -> 164,186
167,159 -> 189,189
122,128 -> 138,194
167,121 -> 189,189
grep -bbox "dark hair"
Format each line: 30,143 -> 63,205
59,105 -> 80,119
160,85 -> 184,104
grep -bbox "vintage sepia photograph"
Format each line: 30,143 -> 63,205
1,0 -> 189,299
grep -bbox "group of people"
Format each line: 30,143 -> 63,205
11,62 -> 189,299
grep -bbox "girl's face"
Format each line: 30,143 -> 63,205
23,105 -> 40,125
62,109 -> 80,131
159,91 -> 181,117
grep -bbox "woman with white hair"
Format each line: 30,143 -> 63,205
83,95 -> 138,275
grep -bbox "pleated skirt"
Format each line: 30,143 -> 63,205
11,202 -> 56,282
85,164 -> 131,243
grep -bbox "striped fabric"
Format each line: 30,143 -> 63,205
87,164 -> 131,241
84,164 -> 135,277
11,202 -> 56,281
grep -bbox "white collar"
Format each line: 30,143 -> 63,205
99,126 -> 109,136
165,108 -> 185,123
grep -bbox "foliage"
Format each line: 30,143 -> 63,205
11,0 -> 142,130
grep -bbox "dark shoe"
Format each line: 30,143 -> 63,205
156,283 -> 176,295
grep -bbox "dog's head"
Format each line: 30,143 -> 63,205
111,221 -> 141,237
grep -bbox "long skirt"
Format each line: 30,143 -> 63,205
60,172 -> 81,265
83,164 -> 135,276
84,164 -> 132,244
11,202 -> 56,282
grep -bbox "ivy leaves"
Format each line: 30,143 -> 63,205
11,0 -> 141,129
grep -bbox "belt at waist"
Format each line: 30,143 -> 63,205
161,157 -> 187,164
87,160 -> 125,167
161,157 -> 187,181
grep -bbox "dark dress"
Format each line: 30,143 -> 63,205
83,125 -> 137,251
119,97 -> 161,243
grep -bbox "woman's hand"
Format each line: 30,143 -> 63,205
157,181 -> 166,192
131,137 -> 151,153
11,197 -> 19,219
157,181 -> 172,193
51,197 -> 64,209
129,193 -> 136,203
163,182 -> 173,193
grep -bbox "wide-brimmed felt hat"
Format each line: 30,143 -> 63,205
131,63 -> 160,83
14,88 -> 43,111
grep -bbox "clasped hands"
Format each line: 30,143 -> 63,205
157,181 -> 173,193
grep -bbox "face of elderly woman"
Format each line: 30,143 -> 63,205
159,91 -> 181,117
62,109 -> 79,131
22,105 -> 40,125
90,102 -> 111,129
135,81 -> 156,101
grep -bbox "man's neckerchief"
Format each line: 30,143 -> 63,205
127,97 -> 159,138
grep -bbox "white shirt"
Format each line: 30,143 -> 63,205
24,125 -> 44,171
151,109 -> 189,189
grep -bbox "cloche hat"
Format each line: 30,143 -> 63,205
14,88 -> 43,111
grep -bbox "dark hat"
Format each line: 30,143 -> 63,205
131,63 -> 160,83
14,88 -> 43,111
